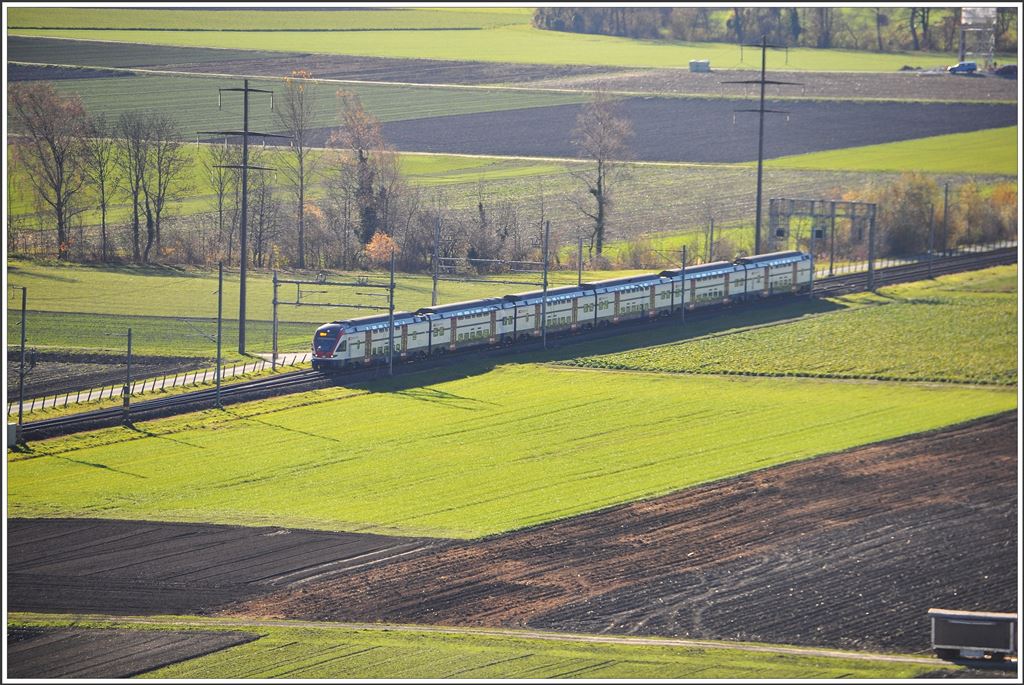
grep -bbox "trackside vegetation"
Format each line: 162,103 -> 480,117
7,615 -> 943,679
7,363 -> 1014,538
563,266 -> 1018,386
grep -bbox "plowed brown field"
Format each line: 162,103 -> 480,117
224,411 -> 1018,653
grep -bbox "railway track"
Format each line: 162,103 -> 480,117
15,249 -> 1017,442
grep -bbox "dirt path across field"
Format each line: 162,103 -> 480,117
224,411 -> 1018,653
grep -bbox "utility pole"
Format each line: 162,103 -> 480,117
867,206 -> 877,291
431,216 -> 441,306
829,201 -> 837,277
216,262 -> 224,409
928,204 -> 936,279
723,36 -> 801,255
16,286 -> 26,440
708,217 -> 714,262
541,220 -> 550,350
122,328 -> 133,426
577,233 -> 584,287
198,79 -> 287,354
680,246 -> 687,323
271,270 -> 279,371
388,249 -> 396,377
942,182 -> 950,256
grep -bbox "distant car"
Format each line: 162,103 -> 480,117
947,61 -> 978,74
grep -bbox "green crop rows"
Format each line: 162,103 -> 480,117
7,615 -> 938,680
564,266 -> 1018,386
8,361 -> 1014,538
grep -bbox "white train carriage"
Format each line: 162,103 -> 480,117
584,273 -> 667,326
311,251 -> 814,369
415,297 -> 510,352
504,285 -> 589,338
735,251 -> 813,295
312,311 -> 423,369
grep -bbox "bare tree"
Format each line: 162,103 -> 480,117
909,8 -> 920,50
114,111 -> 149,262
569,91 -> 633,256
202,140 -> 234,263
81,113 -> 118,261
139,113 -> 190,262
329,90 -> 402,246
275,69 -> 321,269
8,82 -> 88,261
873,8 -> 888,51
250,167 -> 281,268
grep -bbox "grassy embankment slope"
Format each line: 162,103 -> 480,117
564,266 -> 1019,386
7,6 -> 990,72
6,615 -> 940,679
7,266 -> 1016,538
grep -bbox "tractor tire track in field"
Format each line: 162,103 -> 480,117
224,411 -> 1017,653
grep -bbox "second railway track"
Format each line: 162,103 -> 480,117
16,248 -> 1017,442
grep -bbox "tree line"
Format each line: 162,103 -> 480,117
7,75 -> 633,274
532,7 -> 1017,53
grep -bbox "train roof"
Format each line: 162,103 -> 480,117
415,297 -> 507,317
332,312 -> 418,331
584,273 -> 664,291
734,251 -> 808,265
659,260 -> 734,278
503,284 -> 588,304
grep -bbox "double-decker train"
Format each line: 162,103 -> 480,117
311,250 -> 813,370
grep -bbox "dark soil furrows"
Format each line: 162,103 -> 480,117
369,98 -> 1018,163
6,518 -> 446,615
223,412 -> 1017,652
6,627 -> 258,679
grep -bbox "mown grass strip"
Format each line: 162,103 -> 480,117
563,266 -> 1018,386
765,126 -> 1018,175
7,362 -> 1014,538
8,614 -> 944,679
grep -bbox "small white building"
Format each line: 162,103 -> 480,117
689,59 -> 711,73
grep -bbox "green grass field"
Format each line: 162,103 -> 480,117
8,615 -> 941,679
564,266 -> 1018,385
38,73 -> 586,138
8,14 -> 985,72
766,126 -> 1019,175
5,259 -> 646,355
7,7 -> 531,31
8,362 -> 1014,537
5,259 -> 640,321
